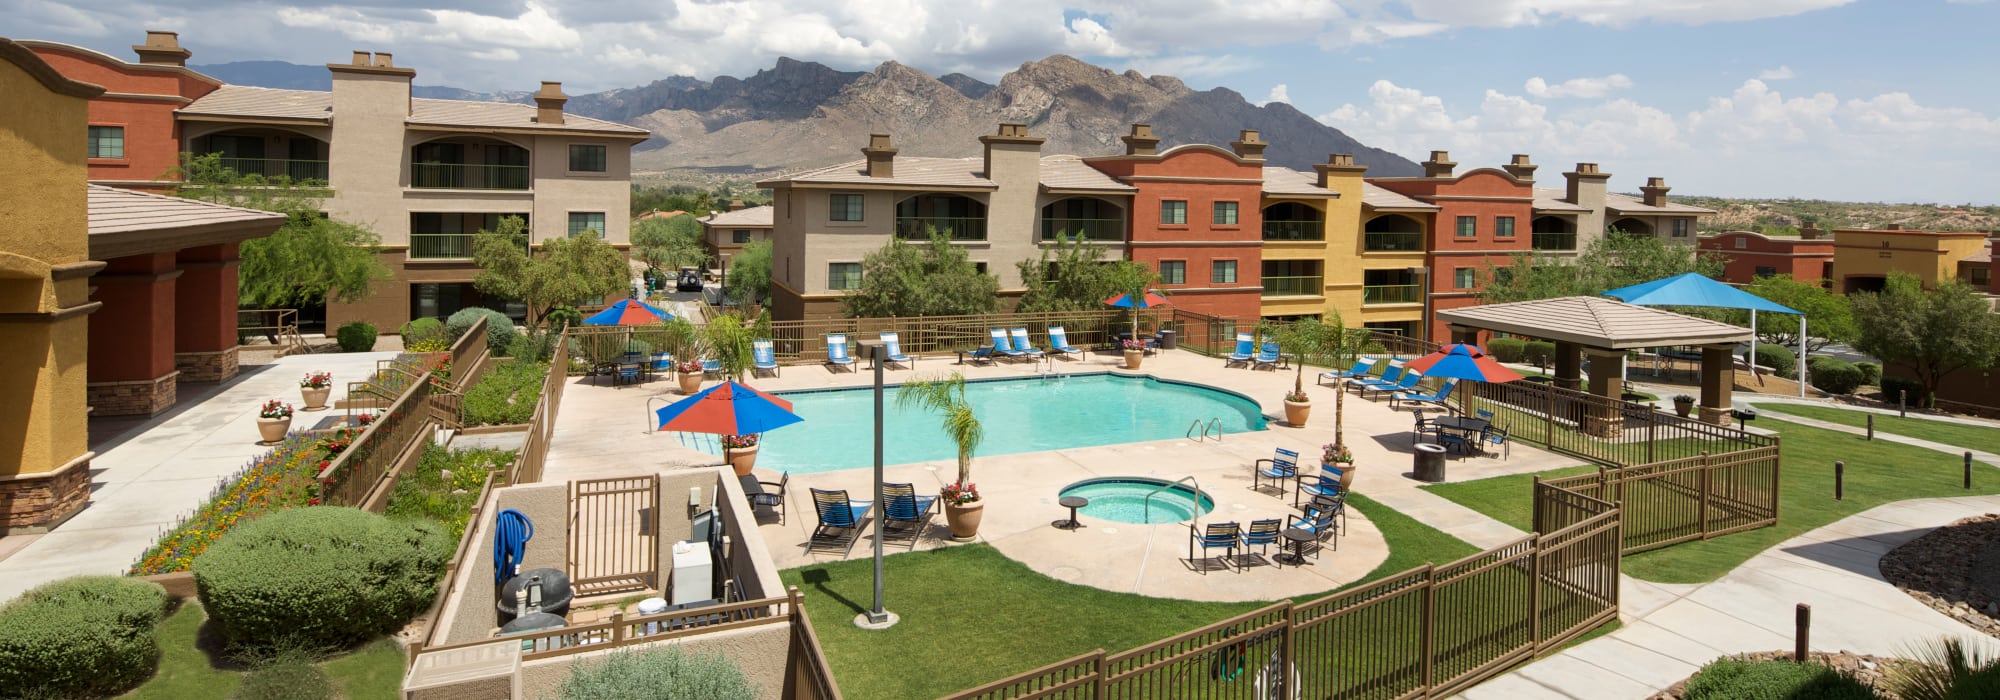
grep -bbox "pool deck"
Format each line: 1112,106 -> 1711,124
538,349 -> 1574,602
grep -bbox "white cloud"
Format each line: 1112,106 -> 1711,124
1261,84 -> 1290,106
1758,65 -> 1796,80
1524,73 -> 1632,99
1384,0 -> 1857,28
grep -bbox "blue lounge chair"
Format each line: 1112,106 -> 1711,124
1317,358 -> 1377,386
824,334 -> 857,372
1295,470 -> 1343,510
752,339 -> 779,377
1252,341 -> 1285,371
1045,326 -> 1085,360
1241,518 -> 1283,561
1189,521 -> 1241,574
1349,363 -> 1406,392
989,328 -> 1027,362
700,358 -> 723,378
1359,370 -> 1423,400
880,482 -> 936,547
1224,332 -> 1256,368
1391,378 -> 1458,410
1253,448 -> 1299,495
1009,328 -> 1046,360
965,345 -> 995,366
808,488 -> 873,554
651,352 -> 673,373
879,332 -> 914,369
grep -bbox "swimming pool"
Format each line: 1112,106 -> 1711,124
727,373 -> 1265,473
1059,477 -> 1214,524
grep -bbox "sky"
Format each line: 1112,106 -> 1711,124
10,0 -> 1998,203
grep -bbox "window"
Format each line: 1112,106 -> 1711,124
1734,237 -> 1747,249
973,262 -> 990,275
829,194 -> 864,222
1454,267 -> 1476,289
568,144 -> 606,172
567,212 -> 605,238
1755,266 -> 1778,278
1672,219 -> 1691,237
1212,201 -> 1239,225
1495,216 -> 1515,238
731,229 -> 753,244
1211,260 -> 1238,284
1456,216 -> 1477,238
1161,200 -> 1188,225
1159,260 -> 1186,284
828,263 -> 862,290
87,126 -> 124,159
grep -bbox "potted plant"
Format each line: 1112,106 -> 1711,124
1323,442 -> 1357,491
895,374 -> 985,541
1672,394 -> 1695,418
676,358 -> 706,394
1284,387 -> 1311,427
1119,338 -> 1145,370
299,371 -> 333,410
256,399 -> 293,444
722,433 -> 759,476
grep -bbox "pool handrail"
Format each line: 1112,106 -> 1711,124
1143,475 -> 1205,525
1184,417 -> 1225,442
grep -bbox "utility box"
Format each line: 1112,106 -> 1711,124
669,541 -> 713,607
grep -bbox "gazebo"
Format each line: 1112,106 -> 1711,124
1437,297 -> 1754,425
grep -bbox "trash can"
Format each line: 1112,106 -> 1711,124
1414,443 -> 1448,483
1156,329 -> 1177,350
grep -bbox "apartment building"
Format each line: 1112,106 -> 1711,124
1253,155 -> 1435,337
1698,225 -> 1836,285
698,203 -> 774,269
1368,151 -> 1539,342
1827,225 -> 1993,293
1081,126 -> 1268,320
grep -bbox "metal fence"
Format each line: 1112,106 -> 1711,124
511,328 -> 569,484
237,308 -> 306,353
1536,447 -> 1780,554
566,309 -> 1161,367
316,372 -> 432,507
792,594 -> 846,699
567,475 -> 659,596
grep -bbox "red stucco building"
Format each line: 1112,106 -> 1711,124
1082,126 -> 1269,321
1698,228 -> 1836,285
1369,151 -> 1537,342
23,32 -> 218,190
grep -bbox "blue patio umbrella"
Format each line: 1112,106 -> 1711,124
654,380 -> 803,436
582,298 -> 674,325
1603,272 -> 1804,395
1105,289 -> 1171,341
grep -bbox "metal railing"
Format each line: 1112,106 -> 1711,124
1532,232 -> 1578,251
1040,218 -> 1124,241
316,372 -> 432,507
511,327 -> 569,484
1141,476 -> 1203,524
409,233 -> 477,260
1362,284 -> 1422,305
1537,448 -> 1780,554
1261,275 -> 1322,297
216,157 -> 328,182
1363,231 -> 1425,251
897,216 -> 987,240
569,310 -> 1142,368
236,308 -> 306,353
568,474 -> 660,596
1185,417 -> 1223,442
410,162 -> 531,190
1262,220 -> 1324,241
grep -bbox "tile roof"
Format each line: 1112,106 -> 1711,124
764,157 -> 996,188
1362,183 -> 1438,210
179,85 -> 331,121
1532,188 -> 1591,213
177,86 -> 648,136
1261,167 -> 1339,197
87,184 -> 282,236
701,205 -> 774,227
1438,296 -> 1752,349
1039,155 -> 1136,191
1605,192 -> 1715,215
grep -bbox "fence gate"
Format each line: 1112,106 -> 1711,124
568,475 -> 659,596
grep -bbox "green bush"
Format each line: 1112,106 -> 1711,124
1750,343 -> 1797,376
0,575 -> 170,698
1880,375 -> 1929,406
193,507 -> 450,650
1681,659 -> 1880,700
334,322 -> 378,353
545,306 -> 584,331
1523,340 -> 1556,367
400,318 -> 449,352
234,651 -> 334,700
384,446 -> 509,541
462,359 -> 548,426
446,308 -> 519,356
507,330 -> 558,364
1856,362 -> 1882,386
1486,337 -> 1526,363
1359,341 -> 1388,355
1808,358 -> 1866,395
558,646 -> 755,700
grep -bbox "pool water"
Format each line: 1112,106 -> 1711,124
736,373 -> 1265,473
1059,477 -> 1214,524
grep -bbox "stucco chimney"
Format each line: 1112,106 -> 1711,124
132,30 -> 191,67
1564,163 -> 1611,238
1799,223 -> 1824,240
1121,124 -> 1160,156
1423,150 -> 1456,178
350,51 -> 370,66
534,81 -> 568,126
372,52 -> 395,68
1503,154 -> 1537,182
728,199 -> 745,212
863,133 -> 897,178
1314,153 -> 1367,188
1231,129 -> 1267,161
979,122 -> 1044,177
1641,177 -> 1671,207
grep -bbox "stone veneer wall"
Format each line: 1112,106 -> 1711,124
85,371 -> 177,416
173,346 -> 239,383
0,454 -> 91,532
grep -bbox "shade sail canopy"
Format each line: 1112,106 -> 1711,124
583,299 -> 673,325
1603,273 -> 1799,315
654,380 -> 801,435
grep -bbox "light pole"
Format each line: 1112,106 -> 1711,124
855,343 -> 898,629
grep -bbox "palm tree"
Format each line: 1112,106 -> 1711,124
1890,636 -> 2000,700
893,373 -> 984,487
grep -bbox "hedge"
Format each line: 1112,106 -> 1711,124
1751,343 -> 1797,376
400,318 -> 449,352
559,646 -> 755,700
1486,337 -> 1525,363
1523,340 -> 1556,367
462,359 -> 548,426
1681,659 -> 1879,700
335,322 -> 378,353
0,575 -> 170,698
1807,358 -> 1866,395
1880,376 -> 1928,406
194,507 -> 451,649
1856,362 -> 1881,387
447,308 -> 519,357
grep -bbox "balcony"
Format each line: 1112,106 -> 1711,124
1363,284 -> 1422,305
1363,232 -> 1424,252
411,162 -> 530,190
1263,220 -> 1324,241
1532,233 -> 1578,251
1040,218 -> 1123,241
409,233 -> 477,260
217,157 -> 328,182
1262,275 -> 1323,297
897,217 -> 986,241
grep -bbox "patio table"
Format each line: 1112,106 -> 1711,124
1277,528 -> 1315,567
1431,416 -> 1490,454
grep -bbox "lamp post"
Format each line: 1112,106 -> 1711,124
855,342 -> 898,629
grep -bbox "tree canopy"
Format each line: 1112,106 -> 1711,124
471,216 -> 629,326
841,228 -> 999,318
1014,234 -> 1159,313
725,240 -> 772,305
1726,275 -> 1856,353
630,214 -> 708,274
1848,273 -> 2000,407
1480,234 -> 1727,305
170,153 -> 390,307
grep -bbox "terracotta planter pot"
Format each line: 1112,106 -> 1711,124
1122,350 -> 1143,370
256,416 -> 291,443
300,386 -> 331,410
1336,462 -> 1356,491
944,500 -> 984,540
1674,401 -> 1694,418
1284,399 -> 1311,427
678,372 -> 703,395
725,445 -> 758,476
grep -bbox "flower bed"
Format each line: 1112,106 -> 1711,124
129,426 -> 365,575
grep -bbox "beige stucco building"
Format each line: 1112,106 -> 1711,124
698,203 -> 773,269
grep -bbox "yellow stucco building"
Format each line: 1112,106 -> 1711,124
1829,226 -> 1992,293
1254,155 -> 1434,335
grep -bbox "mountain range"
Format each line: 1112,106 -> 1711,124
193,55 -> 1421,179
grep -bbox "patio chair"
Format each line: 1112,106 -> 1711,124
824,334 -> 857,373
1317,358 -> 1377,387
879,332 -> 914,369
700,358 -> 723,378
1287,506 -> 1338,557
1359,370 -> 1423,401
616,362 -> 642,386
880,482 -> 937,547
808,488 -> 873,554
1391,378 -> 1458,411
1475,409 -> 1495,421
1252,342 -> 1286,371
752,339 -> 780,378
964,345 -> 995,366
1046,326 -> 1085,360
1294,470 -> 1342,510
1348,363 -> 1406,392
1224,332 -> 1257,368
1009,328 -> 1047,361
651,353 -> 674,373
1241,518 -> 1283,561
989,328 -> 1027,362
1438,430 -> 1473,455
743,472 -> 789,524
1253,447 -> 1300,495
1293,491 -> 1346,546
1189,521 -> 1242,574
1483,426 -> 1512,460
1412,411 -> 1441,445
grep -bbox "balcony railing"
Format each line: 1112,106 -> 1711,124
1263,220 -> 1324,241
1362,284 -> 1422,305
1532,232 -> 1578,251
896,217 -> 986,241
409,233 -> 478,260
1363,232 -> 1424,252
1039,218 -> 1123,241
411,162 -> 530,190
1262,275 -> 1323,297
217,157 -> 328,182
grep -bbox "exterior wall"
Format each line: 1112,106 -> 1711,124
24,43 -> 217,187
1089,146 -> 1265,320
1258,197 -> 1331,321
1565,171 -> 1608,250
982,141 -> 1045,292
1372,169 -> 1534,341
173,243 -> 240,382
1354,212 -> 1429,331
1830,229 -> 1991,291
704,224 -> 771,267
1699,231 -> 1834,284
86,252 -> 178,414
436,482 -> 569,645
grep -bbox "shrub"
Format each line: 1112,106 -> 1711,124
1359,341 -> 1388,355
507,330 -> 558,364
194,507 -> 450,650
1808,358 -> 1866,395
234,649 -> 335,700
386,446 -> 512,549
0,576 -> 170,698
1486,337 -> 1525,363
1880,375 -> 1929,406
1856,362 -> 1882,386
462,359 -> 548,426
334,322 -> 378,353
1750,343 -> 1796,376
447,308 -> 519,356
545,305 -> 584,331
1523,340 -> 1556,367
401,318 -> 450,352
558,646 -> 755,700
1681,658 -> 1880,700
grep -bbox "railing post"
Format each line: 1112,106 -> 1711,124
1531,476 -> 1543,534
1698,453 -> 1713,539
1419,564 -> 1435,693
1281,599 -> 1297,700
1543,380 -> 1556,447
1091,649 -> 1108,698
610,611 -> 625,643
1835,461 -> 1844,501
1529,534 -> 1544,648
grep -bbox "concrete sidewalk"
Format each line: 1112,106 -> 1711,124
1738,404 -> 2000,468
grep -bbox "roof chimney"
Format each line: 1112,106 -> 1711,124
373,52 -> 395,68
728,199 -> 745,212
978,122 -> 1044,178
1314,153 -> 1367,188
132,30 -> 191,67
534,81 -> 568,125
1641,176 -> 1671,207
1230,129 -> 1267,161
1503,154 -> 1537,182
350,50 -> 370,65
1884,223 -> 1904,231
1423,150 -> 1456,178
1565,162 -> 1611,200
863,133 -> 897,178
1799,223 -> 1824,240
1121,123 -> 1159,156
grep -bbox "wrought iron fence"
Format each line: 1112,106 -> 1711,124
1537,448 -> 1779,554
567,475 -> 659,596
1262,220 -> 1325,241
1362,232 -> 1424,252
1261,275 -> 1322,297
316,373 -> 431,507
410,162 -> 530,190
1361,284 -> 1422,305
1040,218 -> 1124,241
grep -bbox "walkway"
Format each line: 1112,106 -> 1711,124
1458,497 -> 2000,699
0,351 -> 397,603
1739,400 -> 2000,468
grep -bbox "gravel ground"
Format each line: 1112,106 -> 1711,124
1879,513 -> 2000,640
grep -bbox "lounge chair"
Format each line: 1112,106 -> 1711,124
1252,342 -> 1285,371
880,482 -> 937,547
964,345 -> 995,366
752,339 -> 780,377
808,488 -> 872,554
1348,363 -> 1406,392
1359,370 -> 1423,400
1224,332 -> 1256,368
879,332 -> 914,369
1241,518 -> 1283,562
1008,328 -> 1047,361
742,472 -> 789,524
1189,521 -> 1241,574
824,334 -> 857,373
1294,471 -> 1343,510
1391,378 -> 1458,410
1317,358 -> 1377,387
989,328 -> 1027,362
700,358 -> 723,378
1046,326 -> 1085,360
1253,448 -> 1300,495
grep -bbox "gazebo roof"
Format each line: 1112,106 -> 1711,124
1438,296 -> 1753,349
87,185 -> 284,259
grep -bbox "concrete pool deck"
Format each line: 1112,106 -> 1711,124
539,348 -> 1575,602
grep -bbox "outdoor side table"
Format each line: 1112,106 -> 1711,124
1055,496 -> 1088,530
1278,528 -> 1315,567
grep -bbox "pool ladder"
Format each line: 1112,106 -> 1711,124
1185,417 -> 1224,442
1142,476 -> 1205,525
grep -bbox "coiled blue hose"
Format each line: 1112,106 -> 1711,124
494,508 -> 533,583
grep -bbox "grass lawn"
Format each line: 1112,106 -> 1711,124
1420,465 -> 1602,531
1751,402 -> 2000,457
122,603 -> 405,700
